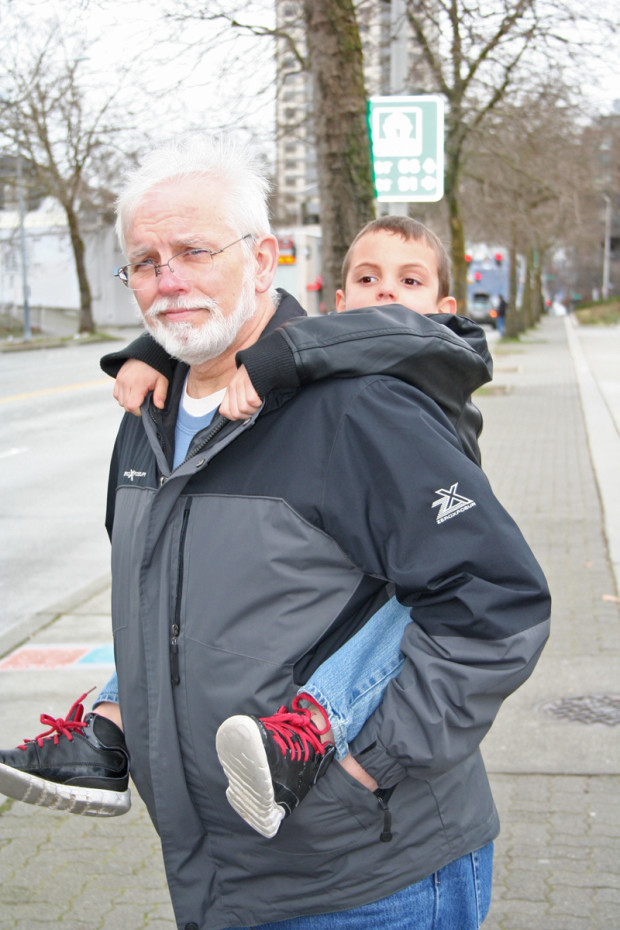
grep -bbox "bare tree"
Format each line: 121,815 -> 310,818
462,81 -> 619,334
0,21 -> 135,333
402,0 -> 618,312
462,85 -> 584,333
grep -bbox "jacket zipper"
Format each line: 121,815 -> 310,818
171,500 -> 192,685
183,412 -> 229,463
168,417 -> 239,682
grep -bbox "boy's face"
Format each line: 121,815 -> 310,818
336,230 -> 456,316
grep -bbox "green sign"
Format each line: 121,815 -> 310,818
368,95 -> 445,203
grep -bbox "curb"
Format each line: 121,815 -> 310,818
0,573 -> 112,660
565,316 -> 620,595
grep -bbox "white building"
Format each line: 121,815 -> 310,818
0,195 -> 136,335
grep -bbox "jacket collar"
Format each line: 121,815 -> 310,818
148,289 -> 307,462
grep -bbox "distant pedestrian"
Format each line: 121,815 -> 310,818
496,294 -> 507,336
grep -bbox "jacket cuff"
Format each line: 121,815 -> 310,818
100,332 -> 174,380
236,330 -> 300,398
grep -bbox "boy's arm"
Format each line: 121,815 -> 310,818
100,332 -> 174,415
100,331 -> 173,380
235,306 -> 493,464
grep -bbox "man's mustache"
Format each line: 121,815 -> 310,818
145,297 -> 221,320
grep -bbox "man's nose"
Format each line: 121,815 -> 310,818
155,264 -> 190,295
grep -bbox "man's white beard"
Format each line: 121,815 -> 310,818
140,269 -> 257,366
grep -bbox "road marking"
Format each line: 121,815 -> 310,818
0,378 -> 111,404
0,643 -> 115,670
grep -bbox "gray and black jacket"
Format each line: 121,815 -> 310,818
103,292 -> 550,929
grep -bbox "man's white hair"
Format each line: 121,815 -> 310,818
115,134 -> 272,254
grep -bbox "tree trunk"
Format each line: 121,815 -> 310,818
447,189 -> 468,314
65,203 -> 94,334
532,247 -> 544,323
505,236 -> 521,337
303,0 -> 375,309
444,135 -> 468,314
522,252 -> 533,329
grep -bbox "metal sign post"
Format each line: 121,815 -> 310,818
368,95 -> 445,203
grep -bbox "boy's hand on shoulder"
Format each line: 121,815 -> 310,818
220,364 -> 262,421
114,359 -> 169,416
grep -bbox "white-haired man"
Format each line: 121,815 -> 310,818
0,136 -> 550,930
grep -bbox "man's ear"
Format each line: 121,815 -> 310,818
437,295 -> 457,315
335,289 -> 346,313
254,235 -> 279,294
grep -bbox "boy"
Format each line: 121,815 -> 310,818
213,217 -> 491,836
0,218 -> 492,830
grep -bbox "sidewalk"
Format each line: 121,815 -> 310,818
1,315 -> 619,929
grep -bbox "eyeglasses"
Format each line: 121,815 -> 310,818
114,234 -> 253,290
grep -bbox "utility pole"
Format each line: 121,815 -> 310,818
16,149 -> 31,342
387,0 -> 409,217
602,194 -> 611,301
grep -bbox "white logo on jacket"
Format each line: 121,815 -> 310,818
123,469 -> 147,482
432,482 -> 476,524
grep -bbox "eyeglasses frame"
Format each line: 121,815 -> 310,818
114,233 -> 254,287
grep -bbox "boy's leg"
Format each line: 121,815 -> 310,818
216,597 -> 410,836
300,596 -> 410,757
0,671 -> 131,816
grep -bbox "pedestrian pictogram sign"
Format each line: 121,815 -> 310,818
368,95 -> 445,203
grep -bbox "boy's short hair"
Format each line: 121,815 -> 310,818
341,216 -> 451,300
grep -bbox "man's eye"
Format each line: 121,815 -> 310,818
186,249 -> 210,257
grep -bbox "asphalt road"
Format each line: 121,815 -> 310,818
0,340 -> 128,640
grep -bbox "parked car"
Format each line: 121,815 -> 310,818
467,291 -> 498,328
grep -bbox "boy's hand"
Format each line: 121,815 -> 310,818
220,364 -> 262,421
338,754 -> 379,793
114,359 -> 169,416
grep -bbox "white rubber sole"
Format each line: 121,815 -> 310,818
215,716 -> 285,838
0,762 -> 131,817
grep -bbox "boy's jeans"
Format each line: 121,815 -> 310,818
94,671 -> 120,707
228,841 -> 494,930
93,596 -> 410,760
301,595 -> 410,758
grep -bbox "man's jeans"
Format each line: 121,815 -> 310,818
228,842 -> 494,930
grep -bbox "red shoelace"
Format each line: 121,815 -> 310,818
259,694 -> 332,761
18,689 -> 93,750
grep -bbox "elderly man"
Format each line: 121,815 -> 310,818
0,136 -> 550,930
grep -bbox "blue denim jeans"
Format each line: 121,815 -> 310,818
93,671 -> 119,707
301,595 -> 410,758
227,842 -> 493,930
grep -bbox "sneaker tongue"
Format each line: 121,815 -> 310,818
66,702 -> 85,724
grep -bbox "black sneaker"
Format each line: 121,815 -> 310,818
0,691 -> 130,817
215,694 -> 335,838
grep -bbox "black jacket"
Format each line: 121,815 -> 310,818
104,291 -> 550,929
